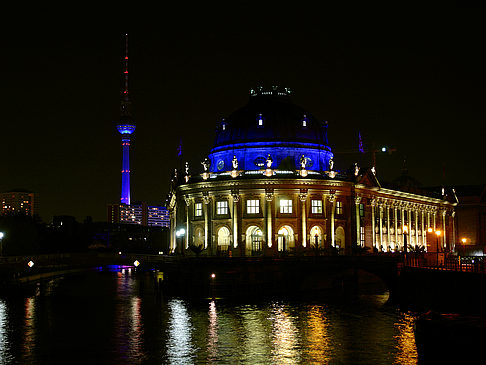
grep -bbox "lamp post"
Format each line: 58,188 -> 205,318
435,230 -> 442,267
403,225 -> 408,253
176,228 -> 186,254
0,232 -> 4,256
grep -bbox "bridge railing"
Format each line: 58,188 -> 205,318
404,253 -> 486,274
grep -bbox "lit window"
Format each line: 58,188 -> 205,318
360,226 -> 365,246
311,200 -> 322,214
359,203 -> 365,217
195,202 -> 203,217
336,201 -> 343,215
247,199 -> 260,214
216,201 -> 228,215
303,120 -> 307,127
258,113 -> 263,126
280,199 -> 292,214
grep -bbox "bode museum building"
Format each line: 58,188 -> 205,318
167,87 -> 457,256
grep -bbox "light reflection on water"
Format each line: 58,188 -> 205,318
0,270 -> 418,364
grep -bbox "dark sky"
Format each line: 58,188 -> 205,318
0,4 -> 483,222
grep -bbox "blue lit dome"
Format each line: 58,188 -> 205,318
208,87 -> 333,172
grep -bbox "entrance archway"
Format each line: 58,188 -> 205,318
245,226 -> 263,256
309,226 -> 323,249
193,227 -> 204,248
335,226 -> 345,251
277,225 -> 294,252
217,226 -> 230,254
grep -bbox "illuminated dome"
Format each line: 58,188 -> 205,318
208,87 -> 332,173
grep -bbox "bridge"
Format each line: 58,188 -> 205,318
1,252 -> 485,315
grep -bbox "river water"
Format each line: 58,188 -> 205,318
0,267 -> 418,364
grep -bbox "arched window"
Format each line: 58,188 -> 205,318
310,226 -> 323,248
335,226 -> 345,251
245,226 -> 263,256
193,227 -> 204,248
217,226 -> 230,254
278,226 -> 294,252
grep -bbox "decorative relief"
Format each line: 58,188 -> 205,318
299,189 -> 308,202
354,195 -> 361,205
202,192 -> 211,205
265,188 -> 274,202
184,195 -> 191,206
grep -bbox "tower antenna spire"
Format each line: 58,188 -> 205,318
116,33 -> 136,205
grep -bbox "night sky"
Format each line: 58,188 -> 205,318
0,4 -> 483,222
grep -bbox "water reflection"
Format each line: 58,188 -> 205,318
113,269 -> 146,363
21,297 -> 35,363
0,272 -> 419,364
271,303 -> 300,364
305,305 -> 332,362
167,299 -> 194,364
394,312 -> 418,364
207,300 -> 218,361
0,299 -> 9,363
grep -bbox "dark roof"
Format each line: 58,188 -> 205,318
213,87 -> 329,148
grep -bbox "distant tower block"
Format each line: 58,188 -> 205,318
116,33 -> 136,205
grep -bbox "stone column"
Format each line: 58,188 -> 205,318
442,209 -> 447,250
379,203 -> 384,252
371,199 -> 376,250
414,208 -> 419,249
329,193 -> 336,247
184,196 -> 191,250
394,203 -> 398,250
265,190 -> 274,249
355,196 -> 361,247
203,193 -> 211,249
299,190 -> 308,248
386,203 -> 391,251
232,191 -> 240,249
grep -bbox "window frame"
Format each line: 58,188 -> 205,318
336,201 -> 343,215
311,199 -> 323,214
280,199 -> 293,214
194,202 -> 203,217
216,200 -> 229,215
246,199 -> 260,214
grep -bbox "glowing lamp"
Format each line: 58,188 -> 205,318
133,260 -> 140,267
0,232 -> 4,239
461,238 -> 467,244
27,261 -> 34,268
381,147 -> 387,152
211,273 -> 216,279
427,228 -> 433,233
403,225 -> 408,234
435,230 -> 441,237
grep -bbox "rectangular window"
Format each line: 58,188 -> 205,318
360,226 -> 365,246
246,199 -> 260,214
311,199 -> 322,214
216,201 -> 228,215
336,201 -> 343,215
195,202 -> 203,217
280,199 -> 292,214
359,203 -> 365,217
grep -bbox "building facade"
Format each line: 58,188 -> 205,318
108,202 -> 170,227
168,88 -> 456,256
1,190 -> 38,217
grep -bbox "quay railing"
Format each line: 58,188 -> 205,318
404,253 -> 486,274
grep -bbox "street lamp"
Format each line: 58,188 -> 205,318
435,230 -> 442,267
0,232 -> 4,256
403,225 -> 408,254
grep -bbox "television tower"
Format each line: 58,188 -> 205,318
116,33 -> 135,205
